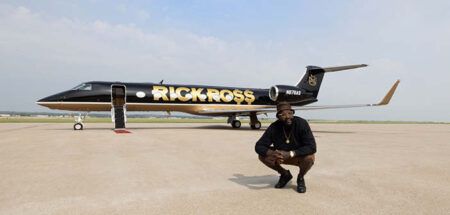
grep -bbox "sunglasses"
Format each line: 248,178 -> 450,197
277,110 -> 295,118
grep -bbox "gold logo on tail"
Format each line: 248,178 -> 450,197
308,75 -> 317,86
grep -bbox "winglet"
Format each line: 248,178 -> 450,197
377,80 -> 400,105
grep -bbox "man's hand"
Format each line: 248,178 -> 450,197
265,149 -> 284,165
265,150 -> 290,165
273,150 -> 291,164
276,150 -> 291,159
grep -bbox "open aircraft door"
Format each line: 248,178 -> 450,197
111,85 -> 127,129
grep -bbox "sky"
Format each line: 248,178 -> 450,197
0,1 -> 449,121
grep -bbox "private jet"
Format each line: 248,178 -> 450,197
37,64 -> 400,130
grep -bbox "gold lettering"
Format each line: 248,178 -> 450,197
220,89 -> 233,103
207,88 -> 221,102
169,86 -> 177,101
176,87 -> 191,102
152,86 -> 169,101
233,89 -> 245,105
244,90 -> 255,105
191,88 -> 205,102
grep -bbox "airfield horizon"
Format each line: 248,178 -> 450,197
0,116 -> 448,124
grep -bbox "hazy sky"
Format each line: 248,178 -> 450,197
1,1 -> 449,121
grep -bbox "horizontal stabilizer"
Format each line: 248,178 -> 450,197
322,64 -> 368,72
297,64 -> 368,97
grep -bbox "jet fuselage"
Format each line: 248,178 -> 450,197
37,81 -> 316,115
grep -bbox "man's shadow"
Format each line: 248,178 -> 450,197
228,173 -> 280,190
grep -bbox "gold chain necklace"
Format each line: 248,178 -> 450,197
283,126 -> 292,144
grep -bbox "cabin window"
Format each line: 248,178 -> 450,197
71,83 -> 92,91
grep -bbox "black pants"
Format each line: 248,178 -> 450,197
259,154 -> 315,177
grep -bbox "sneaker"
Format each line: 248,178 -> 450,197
275,170 -> 292,188
297,176 -> 306,193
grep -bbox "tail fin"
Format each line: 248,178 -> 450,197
296,64 -> 368,98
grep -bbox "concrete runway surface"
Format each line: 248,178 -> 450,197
0,123 -> 449,214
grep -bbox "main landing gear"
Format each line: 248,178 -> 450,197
250,121 -> 262,129
73,112 -> 89,130
228,115 -> 242,128
227,113 -> 261,130
232,119 -> 241,128
249,112 -> 261,130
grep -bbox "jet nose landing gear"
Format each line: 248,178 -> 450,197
74,123 -> 83,130
73,112 -> 88,130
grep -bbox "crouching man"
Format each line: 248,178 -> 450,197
255,102 -> 316,193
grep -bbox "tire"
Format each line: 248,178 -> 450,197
74,123 -> 83,130
231,120 -> 241,128
251,121 -> 261,130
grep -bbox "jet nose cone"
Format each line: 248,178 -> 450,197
36,96 -> 53,107
37,95 -> 55,103
36,93 -> 65,106
36,97 -> 47,103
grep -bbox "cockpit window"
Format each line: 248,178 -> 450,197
71,83 -> 92,91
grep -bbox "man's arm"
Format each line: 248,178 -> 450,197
294,120 -> 317,156
255,125 -> 274,157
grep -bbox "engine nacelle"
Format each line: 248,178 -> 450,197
269,85 -> 305,103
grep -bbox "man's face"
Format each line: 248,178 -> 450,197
278,109 -> 294,126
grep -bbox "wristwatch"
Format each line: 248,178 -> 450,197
289,151 -> 295,158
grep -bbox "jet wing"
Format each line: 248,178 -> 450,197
198,80 -> 400,115
197,108 -> 270,116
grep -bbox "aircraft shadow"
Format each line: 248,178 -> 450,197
45,126 -> 354,134
228,173 -> 279,190
195,125 -> 267,131
45,125 -> 267,131
313,130 -> 355,134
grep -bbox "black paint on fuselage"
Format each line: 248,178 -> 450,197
38,81 -> 317,106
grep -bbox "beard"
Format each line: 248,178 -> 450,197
282,117 -> 293,126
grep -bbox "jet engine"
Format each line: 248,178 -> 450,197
269,85 -> 305,103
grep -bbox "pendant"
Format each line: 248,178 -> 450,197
286,139 -> 290,144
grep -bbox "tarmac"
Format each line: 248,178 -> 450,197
0,123 -> 449,215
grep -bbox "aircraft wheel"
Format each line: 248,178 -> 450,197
251,121 -> 261,130
74,123 -> 83,130
231,120 -> 241,128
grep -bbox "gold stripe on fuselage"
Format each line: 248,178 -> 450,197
37,102 -> 111,111
36,102 -> 273,115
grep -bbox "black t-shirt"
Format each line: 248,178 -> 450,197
255,116 -> 316,157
